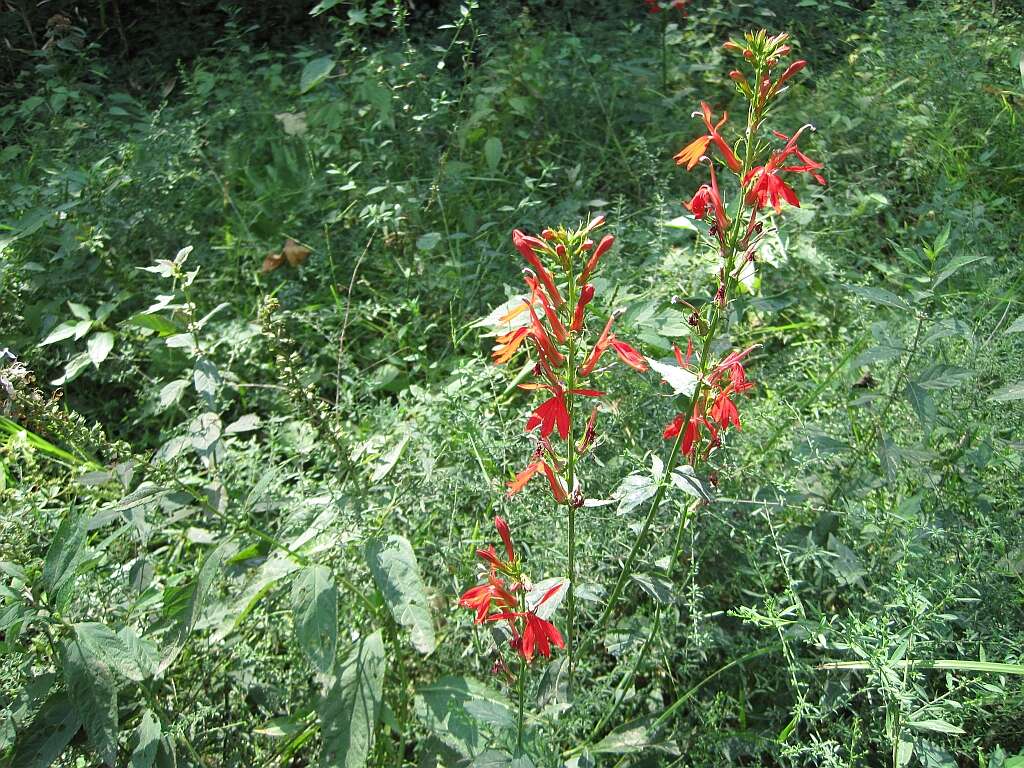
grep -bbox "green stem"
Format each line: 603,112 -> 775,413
565,248 -> 579,695
516,593 -> 528,755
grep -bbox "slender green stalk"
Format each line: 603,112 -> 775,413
564,244 -> 580,695
516,592 -> 528,754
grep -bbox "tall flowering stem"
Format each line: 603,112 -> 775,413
584,29 -> 825,656
492,219 -> 647,693
458,517 -> 566,753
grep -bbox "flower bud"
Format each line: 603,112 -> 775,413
581,234 -> 614,282
571,284 -> 596,331
494,516 -> 515,562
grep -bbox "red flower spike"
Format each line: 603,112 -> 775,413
581,234 -> 615,282
572,284 -> 596,331
494,516 -> 515,563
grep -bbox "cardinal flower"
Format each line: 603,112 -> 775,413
459,571 -> 518,624
522,383 -> 604,440
580,313 -> 648,376
743,125 -> 825,212
506,458 -> 568,502
674,102 -> 742,172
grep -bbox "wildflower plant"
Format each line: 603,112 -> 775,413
466,28 -> 826,758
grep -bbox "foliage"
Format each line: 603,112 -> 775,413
1,1 -> 1023,766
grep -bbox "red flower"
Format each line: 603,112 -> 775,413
524,272 -> 568,343
506,458 -> 568,503
743,126 -> 825,213
459,572 -> 518,624
571,284 -> 596,331
492,326 -> 529,365
685,163 -> 728,241
662,404 -> 717,458
581,235 -> 614,282
520,612 -> 564,661
580,314 -> 648,376
674,102 -> 741,172
522,384 -> 604,440
494,515 -> 515,563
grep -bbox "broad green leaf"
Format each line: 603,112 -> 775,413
63,636 -> 119,766
370,432 -> 410,483
414,676 -> 511,758
157,539 -> 237,677
39,321 -> 78,346
131,710 -> 161,768
912,364 -> 972,390
645,356 -> 698,397
670,464 -> 712,501
124,313 -> 179,336
907,719 -> 964,735
1006,315 -> 1024,334
483,137 -> 503,171
365,535 -> 436,655
193,357 -> 220,405
319,631 -> 386,768
592,715 -> 676,755
68,301 -> 92,320
73,622 -> 147,682
415,232 -> 443,253
9,692 -> 81,768
291,564 -> 338,677
310,0 -> 343,15
989,381 -> 1024,402
42,515 -> 86,597
87,332 -> 115,366
52,351 -> 92,385
610,472 -> 657,515
300,56 -> 335,94
844,285 -> 913,312
159,379 -> 190,409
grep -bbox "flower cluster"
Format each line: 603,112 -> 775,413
662,342 -> 756,461
491,219 -> 647,504
458,517 -> 565,663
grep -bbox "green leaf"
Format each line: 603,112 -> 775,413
932,254 -> 987,289
124,313 -> 179,336
68,301 -> 92,320
592,715 -> 676,755
63,636 -> 119,766
159,379 -> 190,409
52,351 -> 93,385
319,631 -> 386,768
905,381 -> 936,425
291,564 -> 338,678
844,285 -> 913,312
1006,315 -> 1024,334
131,710 -> 161,768
912,364 -> 973,390
157,539 -> 237,677
87,332 -> 115,366
370,432 -> 410,483
9,692 -> 81,768
72,622 -> 147,682
483,137 -> 503,171
42,515 -> 86,597
39,321 -> 79,346
907,719 -> 965,735
310,0 -> 343,15
300,56 -> 335,94
365,535 -> 436,655
414,677 -> 511,758
415,232 -> 443,253
193,357 -> 220,406
990,381 -> 1024,402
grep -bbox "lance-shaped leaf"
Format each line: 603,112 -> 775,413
42,515 -> 86,598
63,636 -> 119,766
318,631 -> 386,768
9,692 -> 81,768
131,710 -> 161,768
157,539 -> 237,677
365,536 -> 436,655
291,564 -> 338,678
